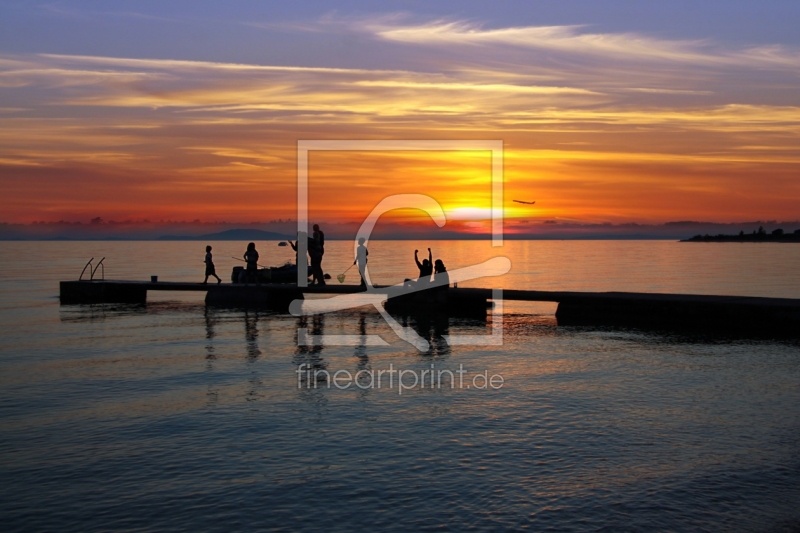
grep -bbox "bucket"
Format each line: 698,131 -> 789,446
151,275 -> 158,283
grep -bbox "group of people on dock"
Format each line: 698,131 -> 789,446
200,227 -> 449,292
406,247 -> 449,291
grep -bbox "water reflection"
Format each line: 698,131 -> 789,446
394,314 -> 451,357
244,310 -> 262,362
354,313 -> 373,398
204,306 -> 217,362
59,302 -> 147,322
293,315 -> 328,399
201,306 -> 220,405
354,312 -> 368,360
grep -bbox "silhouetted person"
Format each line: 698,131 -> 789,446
243,242 -> 259,283
289,235 -> 301,265
354,237 -> 369,288
415,248 -> 433,281
403,247 -> 432,290
313,224 -> 325,255
290,233 -> 321,284
433,259 -> 449,290
311,224 -> 325,286
203,245 -> 221,284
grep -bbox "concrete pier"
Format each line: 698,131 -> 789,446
456,288 -> 800,334
60,280 -> 148,304
59,280 -> 800,335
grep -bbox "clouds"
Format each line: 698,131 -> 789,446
0,52 -> 608,114
372,20 -> 716,63
0,12 -> 799,224
364,17 -> 800,69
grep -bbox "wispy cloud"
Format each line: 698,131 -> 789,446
373,21 -> 715,62
3,53 -> 603,112
353,80 -> 599,95
0,67 -> 164,88
362,18 -> 800,69
40,53 -> 405,75
625,88 -> 713,95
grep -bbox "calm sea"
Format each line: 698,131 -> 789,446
1,240 -> 799,532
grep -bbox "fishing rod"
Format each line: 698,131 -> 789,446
231,257 -> 268,268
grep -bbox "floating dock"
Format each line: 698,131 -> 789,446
59,279 -> 800,336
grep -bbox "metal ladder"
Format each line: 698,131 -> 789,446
79,257 -> 105,281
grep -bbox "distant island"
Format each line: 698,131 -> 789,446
3,219 -> 800,241
157,229 -> 292,241
682,226 -> 800,242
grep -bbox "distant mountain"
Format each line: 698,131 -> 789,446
157,229 -> 292,241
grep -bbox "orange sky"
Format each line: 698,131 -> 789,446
1,16 -> 799,227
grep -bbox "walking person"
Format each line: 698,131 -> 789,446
203,245 -> 222,284
243,242 -> 259,283
354,237 -> 369,288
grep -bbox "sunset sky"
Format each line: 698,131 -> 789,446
1,1 -> 799,233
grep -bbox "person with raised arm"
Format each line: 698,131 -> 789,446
414,248 -> 433,282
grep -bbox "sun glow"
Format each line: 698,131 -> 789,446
446,207 -> 494,220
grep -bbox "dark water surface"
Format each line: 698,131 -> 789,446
1,241 -> 799,532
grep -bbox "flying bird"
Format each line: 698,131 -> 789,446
513,200 -> 536,205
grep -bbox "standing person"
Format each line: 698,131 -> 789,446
307,234 -> 322,285
313,224 -> 325,256
203,245 -> 222,284
354,237 -> 369,288
243,242 -> 259,283
289,232 -> 317,284
414,248 -> 433,281
289,234 -> 302,265
311,224 -> 325,285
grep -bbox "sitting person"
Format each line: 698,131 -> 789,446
433,259 -> 449,290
